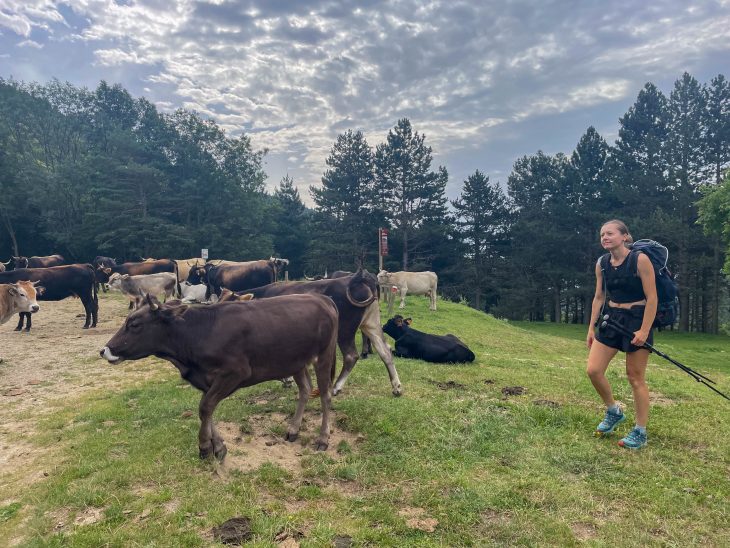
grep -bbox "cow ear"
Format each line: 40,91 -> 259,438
405,317 -> 412,325
240,293 -> 254,301
122,274 -> 130,279
36,286 -> 46,296
8,286 -> 19,296
103,267 -> 111,274
395,317 -> 403,326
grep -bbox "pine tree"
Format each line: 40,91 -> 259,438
310,130 -> 380,268
452,170 -> 511,310
272,175 -> 309,278
374,119 -> 447,270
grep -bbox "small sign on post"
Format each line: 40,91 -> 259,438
378,228 -> 388,271
201,248 -> 209,260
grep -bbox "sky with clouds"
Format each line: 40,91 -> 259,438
1,1 -> 729,204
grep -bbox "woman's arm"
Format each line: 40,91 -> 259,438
587,261 -> 604,348
632,253 -> 658,346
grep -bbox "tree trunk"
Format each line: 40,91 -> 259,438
402,229 -> 409,271
711,237 -> 721,334
0,207 -> 19,256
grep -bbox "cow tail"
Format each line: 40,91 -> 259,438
86,264 -> 98,305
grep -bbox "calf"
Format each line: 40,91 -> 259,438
377,270 -> 438,314
0,265 -> 97,330
108,272 -> 180,308
382,315 -> 475,363
100,293 -> 339,459
0,281 -> 41,324
187,260 -> 275,299
219,269 -> 402,396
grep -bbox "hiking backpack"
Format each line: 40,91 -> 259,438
600,239 -> 680,328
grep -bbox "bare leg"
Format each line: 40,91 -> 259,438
626,349 -> 650,426
586,339 -> 620,406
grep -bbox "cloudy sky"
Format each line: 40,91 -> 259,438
1,1 -> 729,204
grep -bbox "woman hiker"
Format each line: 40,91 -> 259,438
586,219 -> 657,449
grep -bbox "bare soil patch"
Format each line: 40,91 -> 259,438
0,295 -> 165,495
219,409 -> 360,475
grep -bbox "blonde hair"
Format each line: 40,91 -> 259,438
602,219 -> 633,247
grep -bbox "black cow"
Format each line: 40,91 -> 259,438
382,315 -> 476,363
92,256 -> 117,292
187,260 -> 276,299
4,254 -> 65,270
100,293 -> 339,458
219,268 -> 402,396
0,264 -> 98,330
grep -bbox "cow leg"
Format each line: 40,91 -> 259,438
313,345 -> 335,451
332,339 -> 359,397
430,282 -> 438,310
386,290 -> 395,316
24,312 -> 32,332
360,331 -> 372,359
360,322 -> 402,396
81,296 -> 96,329
285,367 -> 312,442
399,287 -> 408,309
14,313 -> 25,332
197,374 -> 244,461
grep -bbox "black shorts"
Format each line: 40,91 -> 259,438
595,305 -> 654,353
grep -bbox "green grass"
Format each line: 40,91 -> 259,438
2,297 -> 729,546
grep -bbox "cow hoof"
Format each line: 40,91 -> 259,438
392,387 -> 403,397
199,447 -> 213,460
13,327 -> 21,332
332,387 -> 342,397
314,440 -> 328,451
285,431 -> 299,443
83,326 -> 90,330
214,445 -> 227,462
23,328 -> 31,333
360,353 -> 369,360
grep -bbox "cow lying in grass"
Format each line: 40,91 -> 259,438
100,293 -> 339,459
382,315 -> 476,363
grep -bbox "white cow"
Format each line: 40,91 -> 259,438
377,270 -> 438,314
108,272 -> 179,308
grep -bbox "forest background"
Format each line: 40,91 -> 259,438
1,72 -> 729,333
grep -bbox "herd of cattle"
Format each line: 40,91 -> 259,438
2,253 -> 475,457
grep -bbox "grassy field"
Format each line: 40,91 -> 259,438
1,295 -> 729,546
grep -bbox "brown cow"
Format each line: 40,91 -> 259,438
6,255 -> 65,270
187,260 -> 275,299
100,293 -> 339,459
219,268 -> 402,396
0,281 -> 41,324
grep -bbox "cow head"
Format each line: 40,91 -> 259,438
8,281 -> 41,313
186,263 -> 208,285
107,272 -> 130,291
382,315 -> 412,340
11,256 -> 29,270
100,294 -> 186,364
377,270 -> 391,285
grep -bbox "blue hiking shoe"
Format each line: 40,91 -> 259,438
618,427 -> 647,449
594,408 -> 626,437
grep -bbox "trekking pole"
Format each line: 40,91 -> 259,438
599,315 -> 730,401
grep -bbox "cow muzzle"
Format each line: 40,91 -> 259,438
100,346 -> 124,364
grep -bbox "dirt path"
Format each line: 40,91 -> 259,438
0,294 -> 165,493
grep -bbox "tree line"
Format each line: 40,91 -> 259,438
1,73 -> 728,332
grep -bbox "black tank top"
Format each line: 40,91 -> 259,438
601,253 -> 646,303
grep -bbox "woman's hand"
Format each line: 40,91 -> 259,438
586,329 -> 595,349
631,329 -> 649,347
